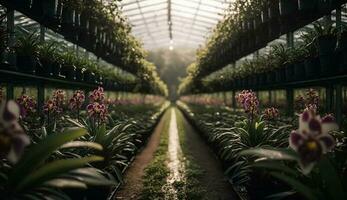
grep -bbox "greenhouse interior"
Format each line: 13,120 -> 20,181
0,0 -> 347,199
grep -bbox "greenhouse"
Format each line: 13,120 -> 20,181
0,0 -> 346,199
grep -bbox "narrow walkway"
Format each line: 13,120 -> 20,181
115,111 -> 169,200
165,109 -> 184,199
176,109 -> 237,200
115,108 -> 236,200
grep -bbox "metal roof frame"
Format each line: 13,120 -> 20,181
120,0 -> 229,49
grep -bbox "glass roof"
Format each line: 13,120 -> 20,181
120,0 -> 233,50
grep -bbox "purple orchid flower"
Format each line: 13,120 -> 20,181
0,101 -> 30,163
289,109 -> 337,174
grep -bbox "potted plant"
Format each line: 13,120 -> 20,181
37,41 -> 61,77
61,0 -> 81,36
13,0 -> 32,11
271,44 -> 289,82
318,0 -> 333,14
60,51 -> 77,80
84,61 -> 97,83
14,33 -> 39,74
267,0 -> 281,38
313,21 -> 338,75
301,29 -> 320,78
30,0 -> 44,18
279,0 -> 298,17
298,0 -> 318,15
291,45 -> 307,81
42,0 -> 58,22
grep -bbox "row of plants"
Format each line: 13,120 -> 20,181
0,86 -> 170,199
0,0 -> 146,73
191,0 -> 346,78
179,21 -> 347,94
0,29 -> 168,95
178,88 -> 347,199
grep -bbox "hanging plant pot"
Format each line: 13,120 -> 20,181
31,0 -> 43,18
61,7 -> 75,36
16,55 -> 36,74
293,61 -> 306,81
268,0 -> 280,20
304,56 -> 320,78
317,35 -> 337,55
61,64 -> 76,81
261,7 -> 269,24
298,0 -> 317,14
319,53 -> 337,76
285,64 -> 295,82
279,0 -> 298,17
42,0 -> 58,21
318,0 -> 333,14
13,0 -> 32,11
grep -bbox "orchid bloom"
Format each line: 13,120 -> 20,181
69,90 -> 85,110
87,102 -> 108,121
43,99 -> 59,114
289,109 -> 337,174
263,107 -> 279,120
16,95 -> 37,118
89,87 -> 105,103
236,90 -> 259,118
0,101 -> 30,163
52,89 -> 66,106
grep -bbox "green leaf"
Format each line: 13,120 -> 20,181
67,168 -> 116,186
317,157 -> 346,200
45,178 -> 88,189
240,148 -> 298,161
60,141 -> 103,151
15,156 -> 103,191
9,128 -> 87,186
251,161 -> 298,176
270,172 -> 316,200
